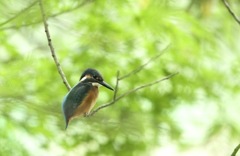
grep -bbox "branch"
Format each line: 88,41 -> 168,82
1,0 -> 94,30
39,0 -> 71,91
86,70 -> 120,116
119,44 -> 170,80
0,0 -> 38,28
113,71 -> 120,100
222,0 -> 240,25
86,72 -> 179,117
231,143 -> 240,156
116,72 -> 178,101
49,0 -> 94,19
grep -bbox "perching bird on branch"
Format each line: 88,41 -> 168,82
62,68 -> 114,129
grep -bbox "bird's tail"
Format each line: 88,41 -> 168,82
65,120 -> 69,130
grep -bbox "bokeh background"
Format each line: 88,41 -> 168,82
0,0 -> 240,155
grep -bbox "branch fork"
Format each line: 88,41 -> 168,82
39,0 -> 178,117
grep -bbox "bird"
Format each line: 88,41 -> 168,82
62,68 -> 114,129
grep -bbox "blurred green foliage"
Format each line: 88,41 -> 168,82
0,0 -> 240,155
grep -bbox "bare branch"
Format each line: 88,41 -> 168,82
39,0 -> 71,91
86,70 -> 120,116
113,71 -> 120,100
86,72 -> 179,117
50,0 -> 94,19
222,0 -> 240,25
0,0 -> 38,28
231,143 -> 240,156
116,72 -> 178,101
119,44 -> 170,80
1,0 -> 94,30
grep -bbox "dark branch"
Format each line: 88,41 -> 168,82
119,44 -> 170,80
39,0 -> 71,91
222,0 -> 240,25
86,72 -> 179,117
231,143 -> 240,156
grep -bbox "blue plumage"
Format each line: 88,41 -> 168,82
62,68 -> 114,129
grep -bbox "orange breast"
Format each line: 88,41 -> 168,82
72,86 -> 99,119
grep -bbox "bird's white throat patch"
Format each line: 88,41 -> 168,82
92,82 -> 101,87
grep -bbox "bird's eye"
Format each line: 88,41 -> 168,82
93,75 -> 102,81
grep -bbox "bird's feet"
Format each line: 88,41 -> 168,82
83,112 -> 89,117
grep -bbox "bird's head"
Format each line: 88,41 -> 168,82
79,68 -> 114,91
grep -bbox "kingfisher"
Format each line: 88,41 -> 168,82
62,68 -> 114,129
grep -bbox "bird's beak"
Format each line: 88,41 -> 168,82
99,81 -> 114,91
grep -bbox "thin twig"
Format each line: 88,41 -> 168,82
0,21 -> 40,30
222,0 -> 240,25
0,0 -> 38,28
0,0 -> 94,30
116,72 -> 178,101
86,70 -> 121,116
113,71 -> 120,100
86,72 -> 179,116
48,0 -> 93,19
231,143 -> 240,156
39,0 -> 71,91
119,45 -> 170,80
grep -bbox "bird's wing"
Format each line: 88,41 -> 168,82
62,82 -> 91,122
